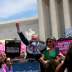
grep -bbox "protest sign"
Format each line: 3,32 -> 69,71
12,60 -> 41,72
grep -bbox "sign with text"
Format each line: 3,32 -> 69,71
56,40 -> 72,54
13,61 -> 41,72
5,40 -> 21,58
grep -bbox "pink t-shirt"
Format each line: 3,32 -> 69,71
2,64 -> 13,72
2,64 -> 6,72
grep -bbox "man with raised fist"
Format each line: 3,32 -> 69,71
16,22 -> 46,60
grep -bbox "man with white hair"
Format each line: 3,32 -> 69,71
16,22 -> 46,60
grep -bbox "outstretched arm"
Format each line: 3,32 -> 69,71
16,22 -> 21,33
16,22 -> 29,46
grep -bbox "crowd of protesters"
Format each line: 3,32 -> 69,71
0,23 -> 72,72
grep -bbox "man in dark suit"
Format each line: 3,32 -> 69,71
16,22 -> 46,60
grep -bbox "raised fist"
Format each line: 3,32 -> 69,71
16,22 -> 20,32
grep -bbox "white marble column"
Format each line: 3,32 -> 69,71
37,0 -> 48,41
49,0 -> 59,39
63,0 -> 71,30
37,0 -> 45,40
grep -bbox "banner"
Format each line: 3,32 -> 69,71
0,41 -> 5,52
21,42 -> 26,53
5,40 -> 21,58
12,61 -> 41,72
56,40 -> 72,54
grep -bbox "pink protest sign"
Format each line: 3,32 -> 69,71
21,42 -> 26,53
0,40 -> 26,55
0,41 -> 5,52
56,40 -> 72,55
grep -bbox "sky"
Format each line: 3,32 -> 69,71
0,0 -> 37,23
